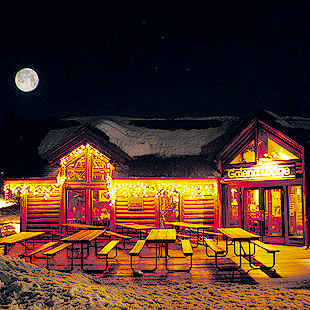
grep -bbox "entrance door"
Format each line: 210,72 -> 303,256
243,189 -> 260,234
242,187 -> 284,239
66,189 -> 86,224
264,188 -> 283,237
159,193 -> 180,228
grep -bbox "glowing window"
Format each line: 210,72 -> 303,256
267,138 -> 299,161
230,140 -> 255,164
67,189 -> 86,224
92,190 -> 110,226
160,193 -> 180,227
228,188 -> 240,227
66,156 -> 86,181
288,186 -> 303,237
244,189 -> 260,234
92,157 -> 107,181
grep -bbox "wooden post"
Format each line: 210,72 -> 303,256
59,183 -> 66,233
86,189 -> 91,225
154,197 -> 160,228
110,199 -> 116,232
215,181 -> 222,231
180,195 -> 184,222
21,194 -> 27,232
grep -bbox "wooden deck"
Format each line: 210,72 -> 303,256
2,239 -> 310,285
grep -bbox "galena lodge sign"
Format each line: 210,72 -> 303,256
224,163 -> 296,181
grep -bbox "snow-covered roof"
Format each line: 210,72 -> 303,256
39,110 -> 310,162
37,110 -> 310,178
39,115 -> 239,158
261,111 -> 310,131
39,126 -> 79,155
281,116 -> 310,130
265,111 -> 295,128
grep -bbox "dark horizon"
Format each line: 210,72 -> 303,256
1,1 -> 310,120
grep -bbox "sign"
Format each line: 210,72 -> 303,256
128,196 -> 143,211
223,163 -> 296,181
98,190 -> 110,202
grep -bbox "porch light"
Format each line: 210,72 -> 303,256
257,152 -> 272,164
0,197 -> 14,209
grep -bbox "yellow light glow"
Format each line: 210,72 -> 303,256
4,181 -> 63,200
109,181 -> 216,204
0,198 -> 14,209
278,151 -> 292,160
4,143 -> 217,205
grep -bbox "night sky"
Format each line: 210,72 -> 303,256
1,1 -> 310,120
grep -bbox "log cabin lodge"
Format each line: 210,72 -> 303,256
3,109 -> 310,247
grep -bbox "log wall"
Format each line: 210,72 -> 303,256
182,194 -> 215,226
24,190 -> 61,233
115,194 -> 158,232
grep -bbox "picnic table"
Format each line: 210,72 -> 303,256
116,222 -> 156,239
165,221 -> 214,247
61,223 -> 105,234
61,223 -> 135,249
145,229 -> 177,271
60,229 -> 106,271
217,227 -> 261,268
0,231 -> 46,255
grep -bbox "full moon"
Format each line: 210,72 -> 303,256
15,68 -> 39,92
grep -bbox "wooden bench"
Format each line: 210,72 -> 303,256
205,238 -> 227,269
181,239 -> 193,256
177,239 -> 194,272
105,230 -> 133,249
95,240 -> 120,271
176,233 -> 192,240
43,243 -> 72,270
157,239 -> 195,272
129,240 -> 146,256
204,231 -> 222,243
129,240 -> 147,271
50,232 -> 70,241
19,241 -> 58,263
250,240 -> 279,270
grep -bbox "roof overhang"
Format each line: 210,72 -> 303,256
40,123 -> 131,165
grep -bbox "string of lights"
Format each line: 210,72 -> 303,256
4,144 -> 218,203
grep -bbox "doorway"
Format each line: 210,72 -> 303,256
242,187 -> 284,238
159,192 -> 180,228
243,188 -> 261,235
264,188 -> 283,237
227,186 -> 286,240
66,189 -> 86,224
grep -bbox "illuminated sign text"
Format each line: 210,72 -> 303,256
224,164 -> 296,181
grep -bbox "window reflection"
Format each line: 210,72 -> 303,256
66,156 -> 86,181
265,189 -> 282,236
92,190 -> 111,227
230,140 -> 255,164
244,189 -> 260,234
67,189 -> 86,223
289,186 -> 303,237
228,188 -> 239,227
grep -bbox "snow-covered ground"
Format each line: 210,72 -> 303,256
0,204 -> 20,236
1,205 -> 310,309
0,254 -> 310,310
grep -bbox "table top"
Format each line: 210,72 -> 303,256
61,229 -> 106,243
61,223 -> 104,230
218,228 -> 261,241
165,221 -> 213,230
0,232 -> 45,244
117,222 -> 156,230
146,229 -> 176,243
189,223 -> 213,229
